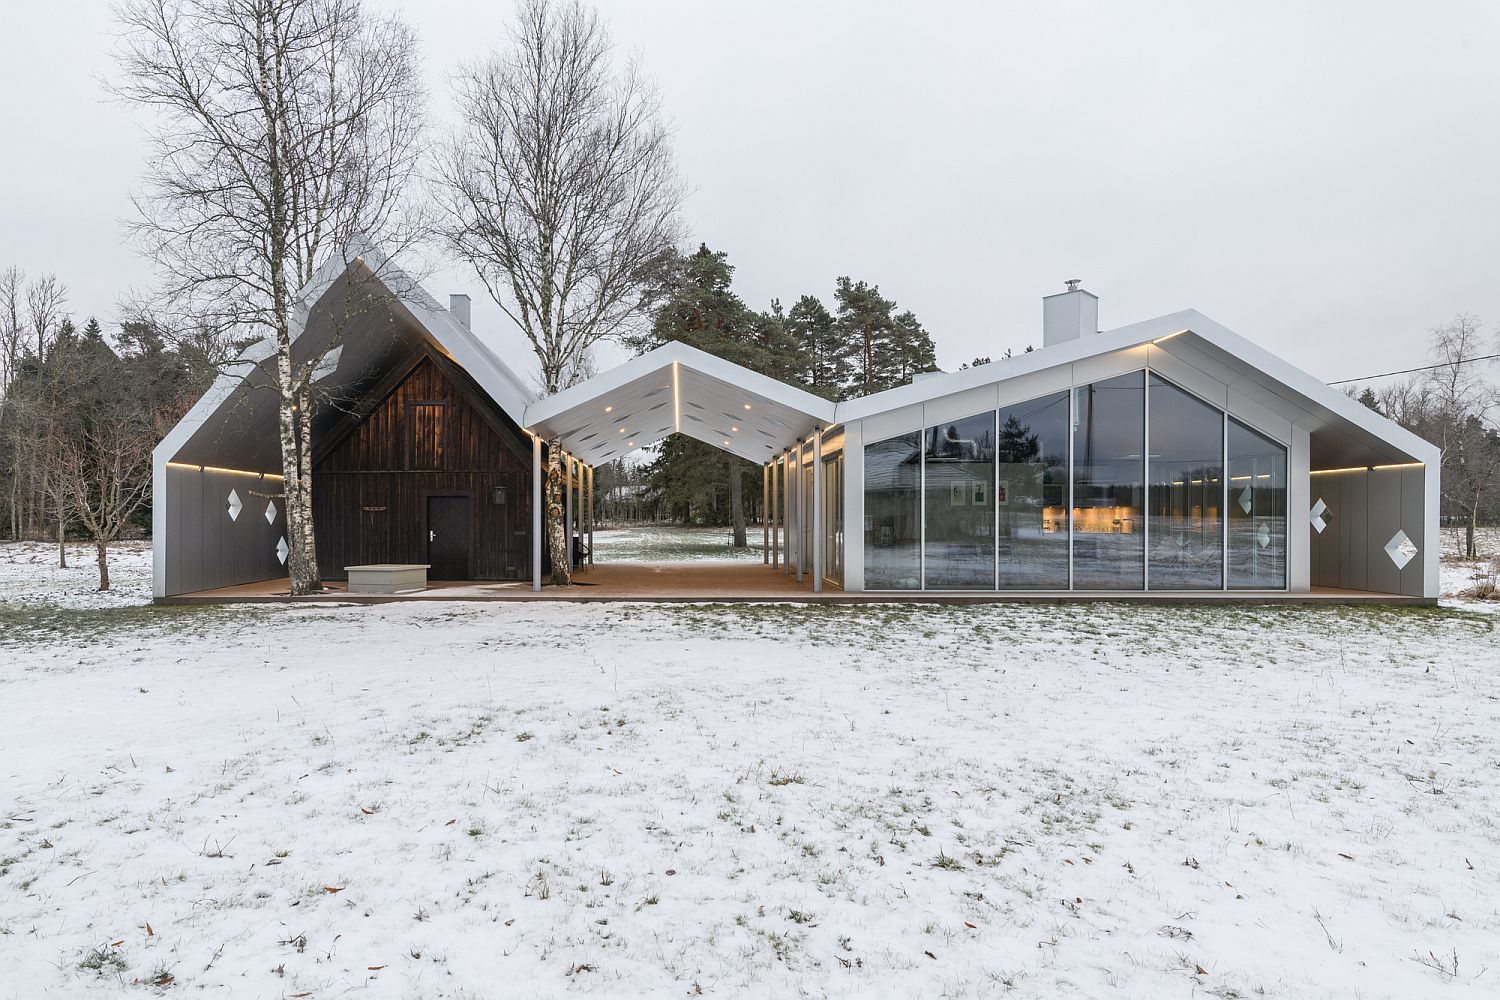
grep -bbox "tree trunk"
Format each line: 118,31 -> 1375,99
57,514 -> 66,568
864,322 -> 873,390
1469,502 -> 1479,560
96,538 -> 110,592
295,383 -> 321,591
728,456 -> 746,548
547,437 -> 570,585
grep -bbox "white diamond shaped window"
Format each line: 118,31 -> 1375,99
1256,524 -> 1271,549
276,536 -> 289,565
1238,486 -> 1254,514
265,499 -> 278,525
312,344 -> 343,382
226,489 -> 242,521
1385,530 -> 1418,570
1309,498 -> 1328,534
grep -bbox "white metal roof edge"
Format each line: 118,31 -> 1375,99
1166,310 -> 1440,467
155,243 -> 537,468
341,243 -> 536,422
522,341 -> 838,430
832,308 -> 1439,466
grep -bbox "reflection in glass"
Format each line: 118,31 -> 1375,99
1147,375 -> 1224,589
1227,419 -> 1287,589
923,412 -> 996,589
996,391 -> 1070,589
864,431 -> 921,589
1072,372 -> 1145,589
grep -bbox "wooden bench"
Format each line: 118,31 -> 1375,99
344,564 -> 429,594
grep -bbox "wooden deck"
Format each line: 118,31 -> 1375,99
157,562 -> 1431,605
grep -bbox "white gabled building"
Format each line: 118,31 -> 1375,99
154,254 -> 1440,601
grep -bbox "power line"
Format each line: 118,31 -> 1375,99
1328,352 -> 1500,385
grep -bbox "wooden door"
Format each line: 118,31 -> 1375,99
426,495 -> 471,580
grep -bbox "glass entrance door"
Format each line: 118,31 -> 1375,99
823,452 -> 844,588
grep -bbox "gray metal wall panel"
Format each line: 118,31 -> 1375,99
1366,469 -> 1401,595
181,469 -> 204,594
1346,473 -> 1368,591
1400,467 -> 1425,597
1305,467 -> 1423,596
160,465 -> 286,596
167,467 -> 184,595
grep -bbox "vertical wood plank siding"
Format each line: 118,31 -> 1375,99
313,354 -> 532,580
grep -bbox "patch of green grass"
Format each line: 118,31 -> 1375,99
77,944 -> 128,977
0,601 -> 275,648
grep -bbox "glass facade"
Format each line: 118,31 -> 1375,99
923,412 -> 996,589
1146,375 -> 1224,589
863,431 -> 921,589
1227,418 -> 1287,589
996,391 -> 1070,588
860,370 -> 1289,592
1072,372 -> 1145,589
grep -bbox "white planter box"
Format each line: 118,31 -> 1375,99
345,564 -> 429,595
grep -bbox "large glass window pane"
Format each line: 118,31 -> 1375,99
923,412 -> 996,589
864,431 -> 921,589
1147,375 -> 1224,589
996,391 -> 1070,589
1072,372 -> 1144,589
1227,419 -> 1287,589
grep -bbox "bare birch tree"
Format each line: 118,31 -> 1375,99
436,0 -> 684,585
0,267 -> 26,540
1424,315 -> 1499,558
0,267 -> 25,394
25,274 -> 68,366
112,0 -> 425,594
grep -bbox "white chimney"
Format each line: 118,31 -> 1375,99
1042,279 -> 1098,348
449,293 -> 471,330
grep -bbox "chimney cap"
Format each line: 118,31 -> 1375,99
1064,278 -> 1082,292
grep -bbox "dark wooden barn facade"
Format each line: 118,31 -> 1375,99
312,346 -> 534,581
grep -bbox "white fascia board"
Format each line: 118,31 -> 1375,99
523,341 -> 837,429
152,342 -> 273,468
336,242 -> 536,423
831,318 -> 1174,423
1163,311 -> 1440,467
155,240 -> 538,469
834,308 -> 1440,468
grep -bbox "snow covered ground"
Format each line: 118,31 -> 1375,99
591,525 -> 765,563
1440,527 -> 1499,602
2,538 -> 1499,999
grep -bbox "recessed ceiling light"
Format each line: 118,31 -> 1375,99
619,427 -> 626,433
604,405 -> 613,412
730,426 -> 738,432
627,441 -> 634,446
724,440 -> 731,446
743,403 -> 752,410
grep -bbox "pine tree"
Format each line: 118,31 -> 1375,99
887,310 -> 937,387
785,294 -> 847,399
631,244 -> 767,544
833,277 -> 896,395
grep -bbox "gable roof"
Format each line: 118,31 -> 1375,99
522,341 -> 837,465
833,309 -> 1440,469
154,241 -> 533,474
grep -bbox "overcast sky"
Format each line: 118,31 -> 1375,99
3,0 -> 1498,387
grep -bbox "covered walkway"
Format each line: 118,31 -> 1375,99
522,342 -> 839,593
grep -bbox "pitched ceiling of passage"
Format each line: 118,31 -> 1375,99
522,343 -> 837,465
